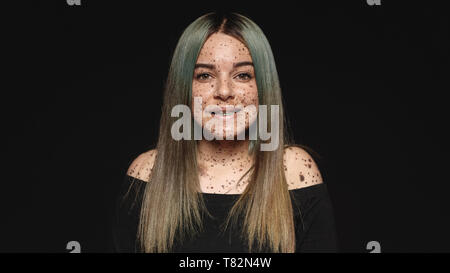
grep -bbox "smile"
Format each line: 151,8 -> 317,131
210,108 -> 242,118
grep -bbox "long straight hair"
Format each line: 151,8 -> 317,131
137,12 -> 299,253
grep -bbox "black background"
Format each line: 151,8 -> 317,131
1,1 -> 448,252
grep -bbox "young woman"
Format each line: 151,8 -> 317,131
113,12 -> 338,253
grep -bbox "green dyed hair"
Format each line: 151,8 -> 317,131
137,12 -> 297,253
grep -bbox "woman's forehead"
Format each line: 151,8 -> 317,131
197,33 -> 252,64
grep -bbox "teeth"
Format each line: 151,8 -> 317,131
211,109 -> 241,115
213,111 -> 238,116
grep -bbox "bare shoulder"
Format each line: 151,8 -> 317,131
126,149 -> 157,182
283,145 -> 323,190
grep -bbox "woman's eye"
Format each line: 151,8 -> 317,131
236,73 -> 252,80
196,73 -> 211,80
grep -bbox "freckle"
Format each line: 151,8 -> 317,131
300,174 -> 305,181
308,159 -> 312,162
211,85 -> 214,88
308,164 -> 311,168
239,169 -> 243,171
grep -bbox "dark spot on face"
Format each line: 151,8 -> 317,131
300,174 -> 305,182
308,164 -> 311,168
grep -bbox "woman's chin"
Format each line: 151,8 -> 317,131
207,127 -> 248,140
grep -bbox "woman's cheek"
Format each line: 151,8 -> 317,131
192,86 -> 209,105
241,88 -> 258,106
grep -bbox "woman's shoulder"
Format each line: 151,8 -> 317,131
283,145 -> 324,190
126,149 -> 158,182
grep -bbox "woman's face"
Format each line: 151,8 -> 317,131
191,32 -> 259,140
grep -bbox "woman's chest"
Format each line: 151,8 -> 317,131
198,164 -> 251,194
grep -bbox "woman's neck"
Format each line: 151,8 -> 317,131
197,139 -> 253,166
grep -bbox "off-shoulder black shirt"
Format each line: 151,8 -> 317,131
112,174 -> 339,253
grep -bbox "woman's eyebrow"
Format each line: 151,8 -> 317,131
195,63 -> 215,69
194,61 -> 254,69
233,61 -> 254,68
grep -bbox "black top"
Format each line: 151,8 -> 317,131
112,174 -> 339,253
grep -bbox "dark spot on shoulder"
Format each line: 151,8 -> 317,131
299,174 -> 305,182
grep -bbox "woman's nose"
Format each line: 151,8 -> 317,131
214,78 -> 234,101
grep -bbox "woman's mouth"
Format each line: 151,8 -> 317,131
209,108 -> 242,119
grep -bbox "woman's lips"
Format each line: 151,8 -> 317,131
212,112 -> 238,120
208,106 -> 242,117
210,108 -> 241,118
